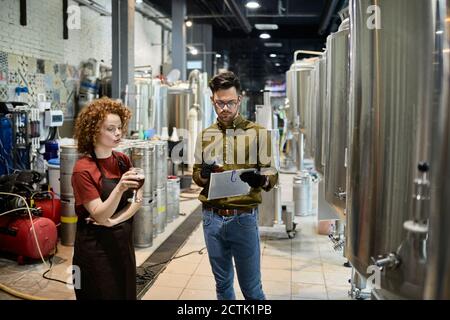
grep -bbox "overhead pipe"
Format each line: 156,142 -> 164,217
72,0 -> 111,16
318,0 -> 340,35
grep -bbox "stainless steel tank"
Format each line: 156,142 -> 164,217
167,86 -> 193,139
314,55 -> 327,175
286,58 -> 316,132
324,18 -> 350,218
346,0 -> 437,299
286,57 -> 317,171
424,0 -> 450,300
304,61 -> 320,160
150,79 -> 168,136
134,79 -> 153,131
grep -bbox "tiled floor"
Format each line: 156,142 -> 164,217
0,173 -> 352,300
141,213 -> 351,300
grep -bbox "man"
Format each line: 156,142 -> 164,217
193,71 -> 278,300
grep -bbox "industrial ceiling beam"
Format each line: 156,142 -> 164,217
197,0 -> 231,32
223,0 -> 252,34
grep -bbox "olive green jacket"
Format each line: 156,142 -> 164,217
193,114 -> 279,209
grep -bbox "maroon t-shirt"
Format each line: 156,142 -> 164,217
71,152 -> 132,217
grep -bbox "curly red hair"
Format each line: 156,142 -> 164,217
74,97 -> 132,154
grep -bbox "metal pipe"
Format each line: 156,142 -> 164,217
72,0 -> 111,16
135,6 -> 171,31
318,0 -> 340,35
293,50 -> 323,62
184,14 -> 320,19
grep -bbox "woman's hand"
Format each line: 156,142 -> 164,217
117,170 -> 141,193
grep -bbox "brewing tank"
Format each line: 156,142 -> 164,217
324,18 -> 350,218
286,59 -> 316,132
314,55 -> 327,175
424,0 -> 450,300
167,86 -> 193,139
346,0 -> 437,299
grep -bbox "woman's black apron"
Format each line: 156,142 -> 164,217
72,152 -> 136,300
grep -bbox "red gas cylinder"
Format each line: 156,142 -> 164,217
34,192 -> 61,225
0,215 -> 57,263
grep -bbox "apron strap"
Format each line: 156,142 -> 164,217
90,151 -> 129,178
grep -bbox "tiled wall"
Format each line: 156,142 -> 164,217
0,0 -> 171,123
0,51 -> 78,120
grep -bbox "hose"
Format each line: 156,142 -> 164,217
0,283 -> 48,300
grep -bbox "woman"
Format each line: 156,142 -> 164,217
71,97 -> 143,300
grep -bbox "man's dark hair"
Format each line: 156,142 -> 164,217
209,71 -> 241,94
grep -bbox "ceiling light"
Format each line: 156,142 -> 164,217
270,53 -> 277,58
264,42 -> 282,48
246,1 -> 261,9
185,20 -> 193,27
215,53 -> 222,58
255,24 -> 278,30
275,63 -> 281,67
259,33 -> 271,39
190,47 -> 198,55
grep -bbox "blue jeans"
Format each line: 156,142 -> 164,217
202,207 -> 265,300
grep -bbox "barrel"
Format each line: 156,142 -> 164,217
167,176 -> 181,223
60,145 -> 81,199
152,141 -> 168,188
131,144 -> 155,198
154,186 -> 167,235
47,158 -> 61,196
60,198 -> 77,246
293,172 -> 313,216
133,197 -> 153,248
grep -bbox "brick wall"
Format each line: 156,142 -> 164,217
0,0 -> 165,70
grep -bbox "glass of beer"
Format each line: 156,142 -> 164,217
128,167 -> 145,203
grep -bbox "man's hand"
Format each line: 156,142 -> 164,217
200,162 -> 220,180
240,171 -> 267,189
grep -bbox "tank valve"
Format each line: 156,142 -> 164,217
334,188 -> 346,201
373,253 -> 400,269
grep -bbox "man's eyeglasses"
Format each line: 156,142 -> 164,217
212,99 -> 240,110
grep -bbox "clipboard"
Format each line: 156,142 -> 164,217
207,169 -> 257,200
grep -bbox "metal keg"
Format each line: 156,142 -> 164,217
131,144 -> 155,198
60,198 -> 77,246
152,141 -> 168,188
60,145 -> 81,199
133,197 -> 153,248
293,172 -> 313,216
154,186 -> 167,235
167,177 -> 181,223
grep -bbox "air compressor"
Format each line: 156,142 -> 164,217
0,214 -> 57,264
